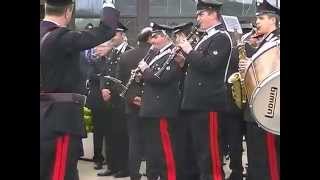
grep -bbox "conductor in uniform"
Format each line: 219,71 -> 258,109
176,0 -> 233,179
97,23 -> 133,177
118,27 -> 153,180
40,0 -> 120,180
238,0 -> 280,179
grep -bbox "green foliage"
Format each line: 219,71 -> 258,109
83,106 -> 93,132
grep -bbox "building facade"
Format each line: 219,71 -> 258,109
40,0 -> 259,45
74,0 -> 257,45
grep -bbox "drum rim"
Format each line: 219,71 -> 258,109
249,71 -> 280,135
249,70 -> 280,104
255,120 -> 280,135
244,44 -> 279,78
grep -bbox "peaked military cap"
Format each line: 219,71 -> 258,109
256,0 -> 280,16
138,27 -> 153,42
149,22 -> 175,36
116,22 -> 128,32
195,0 -> 223,11
45,0 -> 74,6
172,22 -> 194,34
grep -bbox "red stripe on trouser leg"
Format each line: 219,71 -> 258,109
52,134 -> 70,180
159,118 -> 176,180
266,132 -> 279,180
209,112 -> 222,180
52,137 -> 63,180
59,135 -> 70,180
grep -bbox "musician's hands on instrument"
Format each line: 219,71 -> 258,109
238,58 -> 251,72
138,60 -> 149,73
132,96 -> 142,107
101,88 -> 112,101
177,40 -> 192,54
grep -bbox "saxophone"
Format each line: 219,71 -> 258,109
227,29 -> 255,109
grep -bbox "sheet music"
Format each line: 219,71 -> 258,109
221,15 -> 243,34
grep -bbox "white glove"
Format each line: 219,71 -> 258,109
138,61 -> 149,73
103,0 -> 115,9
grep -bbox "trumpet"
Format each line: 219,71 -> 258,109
154,24 -> 204,79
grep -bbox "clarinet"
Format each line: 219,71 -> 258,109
119,48 -> 153,98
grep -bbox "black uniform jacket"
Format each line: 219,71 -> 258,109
119,42 -> 152,114
140,43 -> 184,118
99,43 -> 133,108
40,7 -> 119,140
86,57 -> 109,110
181,24 -> 232,112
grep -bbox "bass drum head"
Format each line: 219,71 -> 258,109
249,71 -> 280,135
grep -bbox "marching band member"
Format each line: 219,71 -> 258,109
239,0 -> 280,179
118,27 -> 153,180
138,23 -> 184,180
176,0 -> 233,179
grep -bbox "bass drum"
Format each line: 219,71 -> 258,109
244,41 -> 280,135
250,71 -> 280,135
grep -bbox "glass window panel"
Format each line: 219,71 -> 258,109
148,0 -> 256,17
180,0 -> 197,16
221,0 -> 256,17
115,0 -> 137,16
150,0 -> 196,17
75,0 -> 136,18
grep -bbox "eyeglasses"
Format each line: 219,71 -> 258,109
196,10 -> 207,17
151,33 -> 160,38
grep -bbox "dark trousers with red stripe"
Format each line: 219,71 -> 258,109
40,134 -> 82,180
245,122 -> 280,180
182,111 -> 225,180
142,117 -> 177,180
